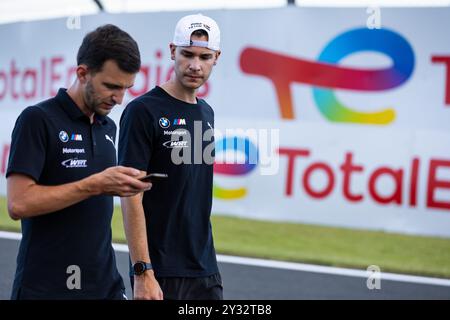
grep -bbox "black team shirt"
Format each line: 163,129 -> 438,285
7,89 -> 124,299
118,86 -> 219,278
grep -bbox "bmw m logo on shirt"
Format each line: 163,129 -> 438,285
71,134 -> 83,141
173,118 -> 186,125
59,131 -> 69,143
159,117 -> 170,128
61,158 -> 88,168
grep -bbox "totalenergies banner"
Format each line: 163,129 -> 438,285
0,8 -> 449,237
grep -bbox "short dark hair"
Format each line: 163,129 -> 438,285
77,24 -> 141,74
191,29 -> 209,39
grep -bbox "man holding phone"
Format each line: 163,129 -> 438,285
7,25 -> 151,299
118,14 -> 222,300
139,173 -> 168,183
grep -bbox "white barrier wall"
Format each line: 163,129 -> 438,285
0,7 -> 449,237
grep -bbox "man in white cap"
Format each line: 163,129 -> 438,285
118,14 -> 223,300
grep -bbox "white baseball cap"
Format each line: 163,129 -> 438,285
172,14 -> 220,51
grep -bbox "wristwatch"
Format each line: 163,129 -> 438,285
131,261 -> 152,276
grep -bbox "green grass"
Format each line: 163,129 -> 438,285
211,215 -> 450,279
0,197 -> 22,232
1,196 -> 450,278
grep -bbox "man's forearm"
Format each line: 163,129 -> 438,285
7,174 -> 101,220
121,193 -> 151,264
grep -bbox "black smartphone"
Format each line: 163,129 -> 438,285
139,173 -> 168,182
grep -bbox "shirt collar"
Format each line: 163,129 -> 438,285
56,88 -> 109,125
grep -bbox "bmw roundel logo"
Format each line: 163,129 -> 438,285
159,117 -> 170,128
59,130 -> 69,143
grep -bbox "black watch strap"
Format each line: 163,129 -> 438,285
130,261 -> 153,276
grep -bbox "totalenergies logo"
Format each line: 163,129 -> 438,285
213,136 -> 258,199
240,28 -> 415,124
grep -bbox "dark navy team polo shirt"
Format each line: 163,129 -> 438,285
7,88 -> 124,299
118,86 -> 219,278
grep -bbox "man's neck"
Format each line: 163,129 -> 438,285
67,83 -> 95,123
160,80 -> 197,104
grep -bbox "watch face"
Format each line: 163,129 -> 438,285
134,262 -> 145,274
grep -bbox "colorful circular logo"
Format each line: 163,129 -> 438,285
59,130 -> 68,143
214,136 -> 258,200
312,28 -> 415,124
159,117 -> 170,128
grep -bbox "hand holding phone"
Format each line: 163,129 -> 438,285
139,173 -> 168,182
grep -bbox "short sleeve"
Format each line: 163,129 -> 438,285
6,106 -> 48,181
118,100 -> 155,171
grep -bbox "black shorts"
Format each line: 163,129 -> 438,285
130,273 -> 223,300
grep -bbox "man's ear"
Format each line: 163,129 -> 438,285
213,50 -> 221,65
76,65 -> 90,84
169,43 -> 176,60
